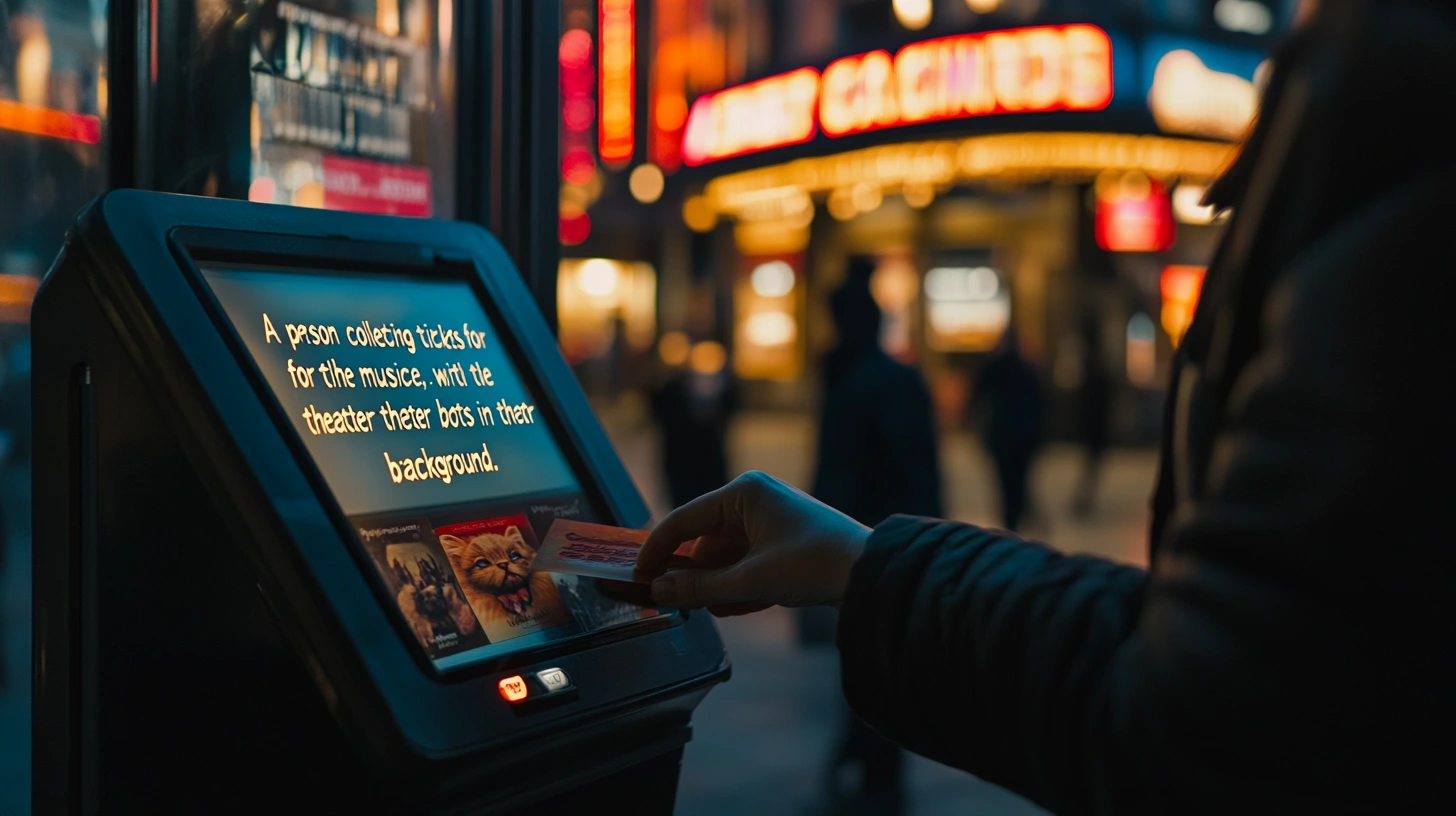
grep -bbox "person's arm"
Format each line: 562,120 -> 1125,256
640,169 -> 1455,813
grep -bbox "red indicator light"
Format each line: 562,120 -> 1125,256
498,676 -> 529,702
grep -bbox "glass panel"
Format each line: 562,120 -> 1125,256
0,0 -> 108,471
162,0 -> 455,218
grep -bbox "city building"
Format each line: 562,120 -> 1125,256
558,0 -> 1292,442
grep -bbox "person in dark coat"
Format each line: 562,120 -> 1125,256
1071,316 -> 1111,517
809,260 -> 943,815
972,329 -> 1043,531
637,2 -> 1455,812
648,340 -> 736,509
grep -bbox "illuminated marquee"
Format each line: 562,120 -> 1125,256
682,25 -> 1114,166
682,68 -> 821,167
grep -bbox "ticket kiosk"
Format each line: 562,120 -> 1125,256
31,190 -> 728,814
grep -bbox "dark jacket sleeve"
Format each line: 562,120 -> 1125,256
837,171 -> 1456,814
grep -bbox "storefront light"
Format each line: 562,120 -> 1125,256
925,267 -> 1010,352
750,261 -> 797,298
690,341 -> 728,375
1149,50 -> 1258,142
658,331 -> 691,366
703,134 -> 1235,219
744,312 -> 798,347
682,195 -> 718,232
558,258 -> 657,362
902,183 -> 935,209
851,182 -> 883,214
629,163 -> 666,203
893,0 -> 932,30
577,258 -> 621,297
827,188 -> 858,221
1172,183 -> 1218,225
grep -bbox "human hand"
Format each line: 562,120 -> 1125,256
635,472 -> 871,615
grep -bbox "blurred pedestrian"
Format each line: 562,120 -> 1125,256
972,329 -> 1044,531
808,259 -> 942,816
648,335 -> 735,510
1071,315 -> 1111,517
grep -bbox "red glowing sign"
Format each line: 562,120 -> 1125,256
1160,265 -> 1206,346
1096,178 -> 1175,253
682,68 -> 821,167
599,0 -> 635,165
822,25 -> 1113,137
680,24 -> 1114,165
321,155 -> 432,217
560,28 -> 595,134
0,99 -> 102,144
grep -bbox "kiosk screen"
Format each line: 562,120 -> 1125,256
201,264 -> 657,669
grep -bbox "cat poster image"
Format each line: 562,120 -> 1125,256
355,520 -> 489,658
434,513 -> 574,642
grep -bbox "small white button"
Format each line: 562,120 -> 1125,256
537,668 -> 571,693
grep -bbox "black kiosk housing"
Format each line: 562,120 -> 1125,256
32,190 -> 728,814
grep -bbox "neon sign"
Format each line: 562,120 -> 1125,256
0,98 -> 102,144
599,0 -> 635,165
682,68 -> 821,167
682,25 -> 1114,166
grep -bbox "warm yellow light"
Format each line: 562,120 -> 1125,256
659,331 -> 691,366
292,181 -> 325,208
827,188 -> 858,221
902,183 -> 935,208
871,259 -> 919,311
16,28 -> 52,107
629,163 -> 666,203
893,0 -> 932,30
1172,183 -> 1218,225
1095,169 -> 1152,203
744,312 -> 797,347
1148,50 -> 1258,142
966,0 -> 1004,11
689,341 -> 727,375
703,134 -> 1236,219
734,222 -> 811,255
683,195 -> 718,231
750,261 -> 796,298
851,182 -> 883,213
376,0 -> 401,36
577,258 -> 621,297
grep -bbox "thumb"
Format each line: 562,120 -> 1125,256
651,565 -> 747,609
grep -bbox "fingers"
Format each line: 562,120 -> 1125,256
650,565 -> 749,609
639,474 -> 765,571
688,533 -> 749,569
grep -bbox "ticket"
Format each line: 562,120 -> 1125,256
533,519 -> 652,583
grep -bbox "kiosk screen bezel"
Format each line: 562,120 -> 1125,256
167,226 -> 674,681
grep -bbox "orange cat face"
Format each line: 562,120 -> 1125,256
440,527 -> 540,615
